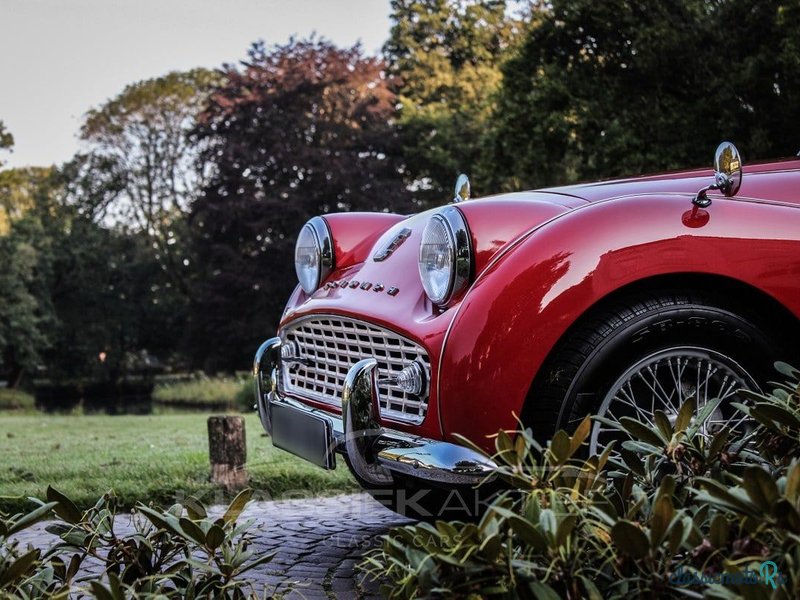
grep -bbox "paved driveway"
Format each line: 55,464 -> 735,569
13,493 -> 413,599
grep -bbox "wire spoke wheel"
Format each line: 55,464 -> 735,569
589,347 -> 758,455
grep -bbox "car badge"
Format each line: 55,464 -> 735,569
373,228 -> 412,262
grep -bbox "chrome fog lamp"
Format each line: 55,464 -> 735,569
381,362 -> 426,396
280,341 -> 298,360
418,206 -> 472,305
295,217 -> 334,294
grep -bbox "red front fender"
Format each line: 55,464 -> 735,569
438,194 -> 800,451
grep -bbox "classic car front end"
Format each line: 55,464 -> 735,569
255,143 -> 800,517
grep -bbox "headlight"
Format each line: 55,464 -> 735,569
294,217 -> 334,294
418,206 -> 472,305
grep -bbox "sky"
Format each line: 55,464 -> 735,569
0,0 -> 392,169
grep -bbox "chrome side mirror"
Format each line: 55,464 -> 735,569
453,173 -> 470,203
693,141 -> 743,207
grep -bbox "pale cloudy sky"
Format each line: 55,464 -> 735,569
0,0 -> 392,168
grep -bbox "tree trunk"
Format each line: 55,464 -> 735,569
207,415 -> 248,490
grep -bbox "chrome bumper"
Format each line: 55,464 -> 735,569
253,337 -> 496,485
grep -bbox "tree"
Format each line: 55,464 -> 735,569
76,69 -> 220,290
385,0 -> 525,200
189,38 -> 413,371
0,168 -> 58,387
486,0 -> 800,191
0,120 -> 12,167
0,166 -> 52,235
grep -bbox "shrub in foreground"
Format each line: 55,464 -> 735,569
361,363 -> 800,599
0,488 -> 270,598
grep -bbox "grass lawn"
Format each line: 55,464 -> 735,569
0,412 -> 357,514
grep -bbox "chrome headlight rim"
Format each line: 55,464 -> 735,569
295,216 -> 334,294
418,206 -> 472,306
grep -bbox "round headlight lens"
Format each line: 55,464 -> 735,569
418,207 -> 471,305
294,217 -> 334,295
295,224 -> 321,294
418,216 -> 454,304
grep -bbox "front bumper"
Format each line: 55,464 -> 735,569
254,337 -> 496,486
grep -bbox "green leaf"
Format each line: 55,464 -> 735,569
137,505 -> 183,538
695,479 -> 759,517
579,575 -> 604,600
774,361 -> 800,381
687,398 -> 724,437
179,517 -> 207,546
107,573 -> 126,600
233,551 -> 276,576
742,466 -> 779,507
223,488 -> 253,525
527,580 -> 562,600
649,496 -> 673,548
0,549 -> 39,586
538,509 -> 557,539
752,402 -> 800,429
549,430 -> 570,463
496,429 -> 515,459
7,501 -> 58,535
674,397 -> 697,435
185,496 -> 208,520
786,462 -> 800,502
621,440 -> 662,455
89,581 -> 115,600
508,515 -> 548,552
46,486 -> 82,524
611,520 -> 650,558
569,415 -> 592,454
708,428 -> 731,458
555,514 -> 577,547
479,532 -> 502,560
653,410 -> 673,441
619,417 -> 665,446
707,514 -> 728,550
205,524 -> 225,550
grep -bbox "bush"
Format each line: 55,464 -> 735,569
153,375 -> 250,411
0,388 -> 35,411
361,362 -> 800,599
0,487 -> 270,598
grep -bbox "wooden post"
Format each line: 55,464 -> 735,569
207,415 -> 248,490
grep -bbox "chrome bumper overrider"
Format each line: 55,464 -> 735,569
253,337 -> 496,485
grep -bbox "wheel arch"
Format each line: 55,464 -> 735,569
520,271 -> 800,433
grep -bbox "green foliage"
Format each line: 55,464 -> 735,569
153,375 -> 251,410
362,363 -> 800,599
0,169 -> 59,385
0,487 -> 271,598
76,68 -> 219,287
486,0 -> 800,191
0,120 -> 12,167
385,0 -> 525,201
0,388 -> 34,411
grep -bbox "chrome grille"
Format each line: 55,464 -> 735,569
280,316 -> 430,424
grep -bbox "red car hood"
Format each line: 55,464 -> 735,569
540,156 -> 800,205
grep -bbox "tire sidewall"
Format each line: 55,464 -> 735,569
555,301 -> 778,430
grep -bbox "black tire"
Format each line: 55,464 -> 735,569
523,289 -> 793,446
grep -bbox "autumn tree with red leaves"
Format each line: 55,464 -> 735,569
187,39 -> 412,370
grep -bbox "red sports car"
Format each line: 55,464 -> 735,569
254,142 -> 800,517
